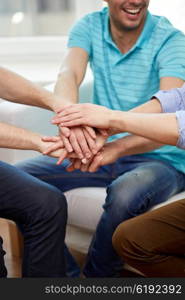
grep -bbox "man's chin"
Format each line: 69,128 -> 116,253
120,22 -> 142,31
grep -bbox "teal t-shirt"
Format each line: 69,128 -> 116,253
68,7 -> 185,173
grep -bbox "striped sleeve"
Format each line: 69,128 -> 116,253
67,14 -> 92,57
156,32 -> 185,80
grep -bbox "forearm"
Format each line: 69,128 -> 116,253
0,67 -> 63,113
130,98 -> 162,113
113,135 -> 163,159
112,111 -> 179,146
54,48 -> 89,106
54,70 -> 79,105
0,122 -> 42,152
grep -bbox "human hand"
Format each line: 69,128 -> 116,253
59,125 -> 102,160
52,103 -> 113,129
66,132 -> 109,172
40,135 -> 74,165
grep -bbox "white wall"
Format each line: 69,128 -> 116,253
74,0 -> 103,19
149,0 -> 185,31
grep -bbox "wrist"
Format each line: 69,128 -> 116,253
32,134 -> 44,153
52,97 -> 76,113
110,139 -> 127,159
109,110 -> 127,133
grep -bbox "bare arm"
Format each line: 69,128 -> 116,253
54,47 -> 101,159
0,122 -> 43,151
116,77 -> 184,153
0,67 -> 62,113
131,77 -> 184,113
112,111 -> 178,146
53,77 -> 184,163
54,48 -> 89,105
0,121 -> 68,160
53,103 -> 178,148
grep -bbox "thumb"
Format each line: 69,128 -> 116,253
59,126 -> 71,137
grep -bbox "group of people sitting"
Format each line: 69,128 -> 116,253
0,0 -> 185,277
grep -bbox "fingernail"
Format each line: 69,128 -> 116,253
82,158 -> 87,164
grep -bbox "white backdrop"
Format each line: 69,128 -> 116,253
149,0 -> 185,31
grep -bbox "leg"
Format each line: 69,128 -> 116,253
0,161 -> 67,277
113,199 -> 185,277
15,155 -> 113,192
0,236 -> 7,277
83,159 -> 185,277
15,155 -> 114,276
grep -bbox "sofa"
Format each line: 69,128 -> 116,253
0,74 -> 185,275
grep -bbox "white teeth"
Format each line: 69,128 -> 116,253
125,9 -> 140,14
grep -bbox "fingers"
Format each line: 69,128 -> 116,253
59,126 -> 71,138
56,149 -> 68,165
83,126 -> 96,139
80,160 -> 91,172
66,158 -> 74,172
59,126 -> 92,159
42,136 -> 61,142
52,112 -> 82,126
59,127 -> 73,152
73,159 -> 82,170
66,158 -> 91,172
70,128 -> 93,159
59,128 -> 73,153
97,129 -> 109,137
69,131 -> 84,159
43,143 -> 63,155
55,105 -> 79,116
82,128 -> 98,155
88,152 -> 102,172
58,118 -> 84,128
66,159 -> 78,172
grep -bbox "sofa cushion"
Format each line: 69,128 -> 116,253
65,188 -> 185,232
64,187 -> 105,232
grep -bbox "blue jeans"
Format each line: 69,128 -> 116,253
0,161 -> 67,277
16,155 -> 185,277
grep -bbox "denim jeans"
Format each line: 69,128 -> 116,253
16,155 -> 185,277
0,161 -> 67,277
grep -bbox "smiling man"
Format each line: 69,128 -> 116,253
16,0 -> 185,277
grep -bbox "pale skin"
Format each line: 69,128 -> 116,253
0,122 -> 68,160
51,0 -> 184,170
54,49 -> 100,161
0,67 -> 78,160
0,67 -> 63,113
52,100 -> 179,148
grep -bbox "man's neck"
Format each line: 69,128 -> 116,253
110,19 -> 146,54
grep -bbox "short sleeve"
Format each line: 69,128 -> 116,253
176,110 -> 185,149
67,14 -> 92,57
156,32 -> 185,80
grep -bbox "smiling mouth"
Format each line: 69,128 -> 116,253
122,8 -> 142,16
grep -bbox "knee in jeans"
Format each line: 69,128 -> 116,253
29,186 -> 67,224
105,185 -> 136,219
